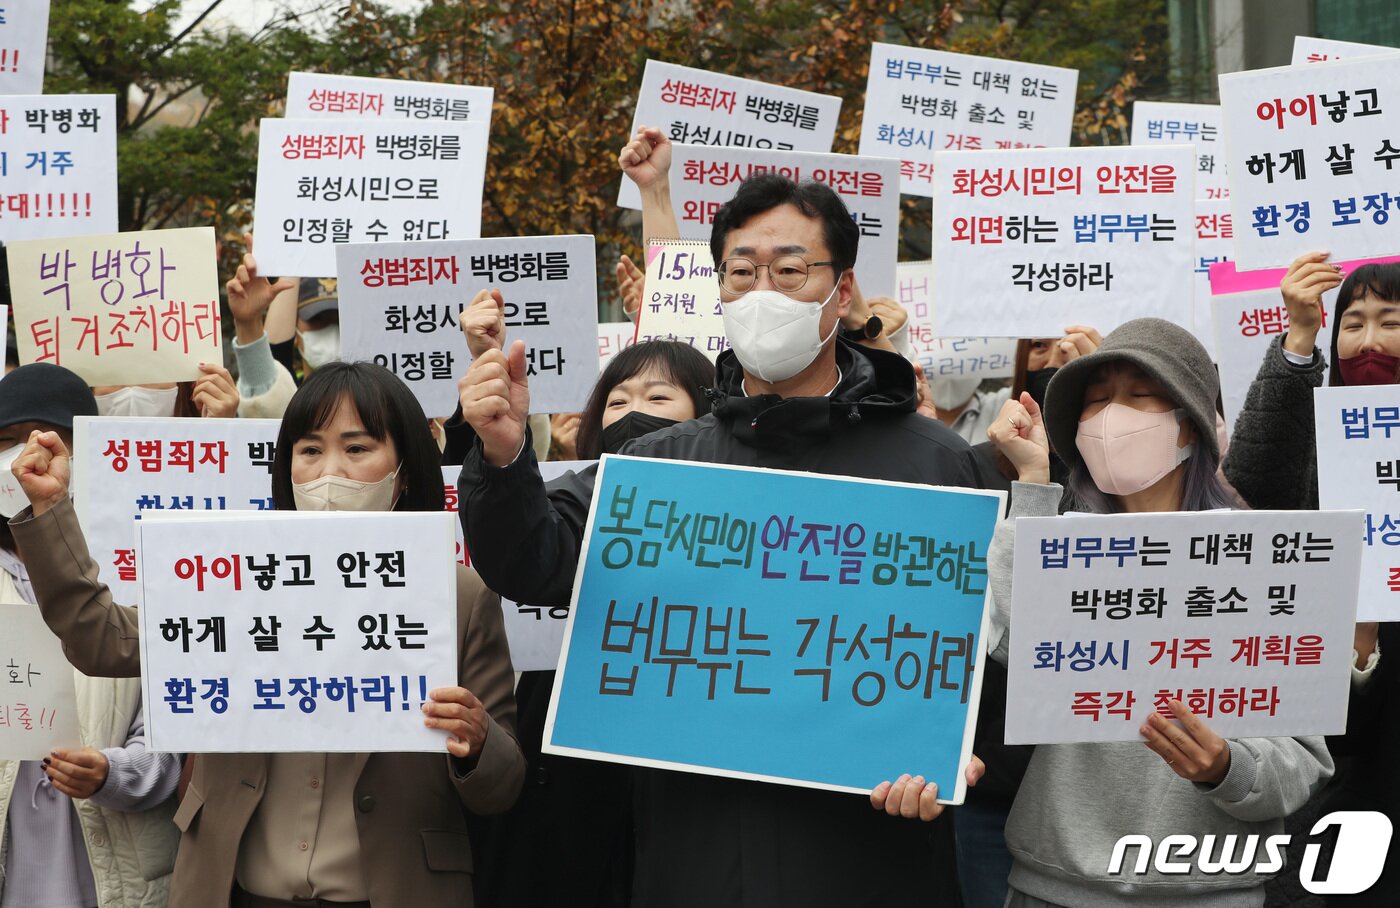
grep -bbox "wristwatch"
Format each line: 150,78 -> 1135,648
842,314 -> 883,341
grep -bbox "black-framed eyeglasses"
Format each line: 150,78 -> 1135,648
716,255 -> 837,295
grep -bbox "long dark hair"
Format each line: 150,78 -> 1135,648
1328,262 -> 1400,386
574,341 -> 715,459
271,362 -> 445,512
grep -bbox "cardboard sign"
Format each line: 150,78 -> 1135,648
896,262 -> 1015,379
1131,100 -> 1227,199
0,604 -> 80,760
9,227 -> 220,384
0,94 -> 117,240
285,72 -> 494,126
1292,36 -> 1399,65
860,43 -> 1077,197
636,241 -> 725,362
0,1 -> 49,94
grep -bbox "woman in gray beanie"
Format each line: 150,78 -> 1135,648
975,318 -> 1333,908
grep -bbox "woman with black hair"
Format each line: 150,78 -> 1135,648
7,361 -> 525,908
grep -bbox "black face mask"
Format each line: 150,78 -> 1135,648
1024,367 -> 1058,409
601,410 -> 680,455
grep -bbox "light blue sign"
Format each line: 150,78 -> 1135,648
545,455 -> 1004,799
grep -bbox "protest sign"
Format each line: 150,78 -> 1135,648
8,226 -> 219,385
896,262 -> 1015,379
0,605 -> 80,760
286,72 -> 494,126
1315,385 -> 1400,621
636,240 -> 725,361
1192,197 -> 1234,359
336,235 -> 598,416
137,511 -> 458,753
1006,509 -> 1363,744
1131,100 -> 1227,199
0,1 -> 49,95
932,144 -> 1195,337
545,455 -> 1004,800
668,144 -> 901,298
598,321 -> 637,367
252,118 -> 488,276
1219,55 -> 1400,270
0,94 -> 116,241
1292,36 -> 1399,65
72,416 -> 282,604
860,43 -> 1077,197
1209,254 -> 1400,434
443,460 -> 595,671
618,60 -> 841,210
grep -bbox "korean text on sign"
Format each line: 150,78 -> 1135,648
932,144 -> 1195,337
286,71 -> 494,127
546,456 -> 1005,801
859,43 -> 1077,197
1006,509 -> 1363,744
8,226 -> 219,385
0,1 -> 50,95
336,235 -> 598,417
637,241 -> 725,362
618,59 -> 841,210
896,261 -> 1016,377
0,604 -> 81,760
1292,36 -> 1399,66
253,118 -> 488,276
0,94 -> 116,240
668,144 -> 901,298
1220,54 -> 1400,269
1130,100 -> 1228,200
136,511 -> 458,753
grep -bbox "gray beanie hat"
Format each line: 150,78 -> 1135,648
1043,318 -> 1220,473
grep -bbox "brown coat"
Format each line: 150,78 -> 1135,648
12,498 -> 526,908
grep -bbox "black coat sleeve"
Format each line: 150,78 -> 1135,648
1222,334 -> 1324,511
458,426 -> 598,608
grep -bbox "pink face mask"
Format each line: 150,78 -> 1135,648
1075,403 -> 1195,497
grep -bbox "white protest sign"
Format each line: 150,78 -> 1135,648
0,1 -> 49,95
8,227 -> 220,385
336,235 -> 598,417
286,72 -> 494,127
1219,55 -> 1400,270
859,43 -> 1077,197
253,118 -> 488,276
0,605 -> 80,759
1131,100 -> 1227,200
0,94 -> 116,240
443,460 -> 594,671
1192,197 -> 1234,359
669,144 -> 901,298
1007,509 -> 1363,744
932,144 -> 1195,337
637,240 -> 725,362
137,511 -> 458,753
598,321 -> 637,367
618,60 -> 841,210
1292,36 -> 1399,65
1315,385 -> 1400,621
72,416 -> 281,604
896,262 -> 1015,379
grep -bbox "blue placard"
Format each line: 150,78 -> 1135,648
544,455 -> 1004,798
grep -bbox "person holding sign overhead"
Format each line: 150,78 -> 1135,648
959,318 -> 1331,907
457,171 -> 984,906
8,362 -> 526,908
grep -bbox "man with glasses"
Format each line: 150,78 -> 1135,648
455,172 -> 980,906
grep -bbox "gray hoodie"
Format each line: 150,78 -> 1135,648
988,481 -> 1334,908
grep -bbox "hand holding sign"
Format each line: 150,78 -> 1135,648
226,233 -> 297,345
423,687 -> 488,759
870,756 -> 986,822
459,340 -> 531,466
1281,252 -> 1343,358
192,363 -> 240,418
987,393 -> 1051,485
1140,699 -> 1232,785
13,430 -> 71,517
619,126 -> 673,192
44,747 -> 110,799
461,288 -> 507,359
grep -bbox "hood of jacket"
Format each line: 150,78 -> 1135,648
709,337 -> 918,452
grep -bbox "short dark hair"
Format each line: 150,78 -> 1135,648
1329,262 -> 1400,385
271,362 -> 445,512
575,340 -> 715,459
709,173 -> 859,276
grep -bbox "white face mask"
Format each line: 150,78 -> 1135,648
930,375 -> 982,411
93,385 -> 179,418
292,467 -> 400,512
720,279 -> 842,383
300,324 -> 341,370
0,444 -> 30,518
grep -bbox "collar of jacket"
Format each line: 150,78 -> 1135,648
709,337 -> 917,451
